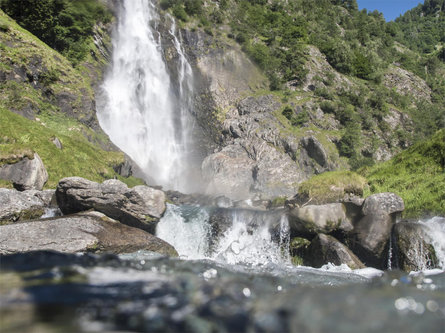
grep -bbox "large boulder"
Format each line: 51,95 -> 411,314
0,153 -> 48,190
0,188 -> 55,224
362,192 -> 404,216
0,211 -> 178,256
288,203 -> 353,236
56,177 -> 166,233
350,212 -> 394,268
393,220 -> 442,272
346,192 -> 404,268
305,234 -> 365,269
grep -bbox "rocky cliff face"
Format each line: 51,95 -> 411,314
154,7 -> 428,200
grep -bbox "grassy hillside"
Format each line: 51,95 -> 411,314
0,107 -> 144,188
360,130 -> 445,217
0,8 -> 143,189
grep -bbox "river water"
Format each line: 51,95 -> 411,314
1,209 -> 444,332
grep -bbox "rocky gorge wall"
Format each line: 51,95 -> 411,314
156,15 -> 420,201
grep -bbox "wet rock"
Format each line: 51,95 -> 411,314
394,220 -> 440,272
288,203 -> 353,236
305,234 -> 365,269
0,153 -> 48,191
0,188 -> 54,224
0,211 -> 178,256
362,192 -> 404,216
56,177 -> 166,233
350,212 -> 394,268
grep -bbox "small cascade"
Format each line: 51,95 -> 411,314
156,205 -> 291,266
387,234 -> 393,270
97,0 -> 198,193
418,216 -> 445,269
156,204 -> 211,259
213,211 -> 289,266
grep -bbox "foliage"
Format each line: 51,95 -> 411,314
360,129 -> 445,217
394,0 -> 444,55
0,0 -> 112,65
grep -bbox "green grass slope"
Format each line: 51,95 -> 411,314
0,8 -> 143,189
360,129 -> 445,218
0,107 -> 143,189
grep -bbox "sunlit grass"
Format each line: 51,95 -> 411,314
360,129 -> 445,218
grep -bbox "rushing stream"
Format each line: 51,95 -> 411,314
2,0 -> 444,332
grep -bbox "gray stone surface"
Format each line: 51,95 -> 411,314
300,136 -> 329,168
0,188 -> 52,224
288,203 -> 353,235
305,234 -> 365,269
350,212 -> 394,268
56,177 -> 166,233
0,211 -> 178,256
202,145 -> 256,201
362,192 -> 404,216
0,153 -> 48,190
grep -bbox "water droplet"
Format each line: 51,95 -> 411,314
243,287 -> 251,297
277,285 -> 282,291
414,303 -> 425,315
203,268 -> 218,280
426,300 -> 439,312
140,260 -> 146,265
395,297 -> 409,311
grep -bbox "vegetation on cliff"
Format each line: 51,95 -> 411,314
162,0 -> 444,168
0,0 -> 112,65
361,129 -> 445,217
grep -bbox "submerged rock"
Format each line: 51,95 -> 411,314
0,211 -> 177,256
0,188 -> 54,224
305,234 -> 365,269
56,177 -> 166,233
0,153 -> 48,191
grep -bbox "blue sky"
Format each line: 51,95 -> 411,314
357,0 -> 424,21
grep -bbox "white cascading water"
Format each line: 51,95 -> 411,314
418,216 -> 445,269
156,204 -> 211,259
97,0 -> 196,192
156,205 -> 291,266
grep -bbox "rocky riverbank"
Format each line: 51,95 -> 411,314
0,176 -> 442,272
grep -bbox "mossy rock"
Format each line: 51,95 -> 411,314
296,170 -> 367,205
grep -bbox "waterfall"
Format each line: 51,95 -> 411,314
97,0 -> 197,192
